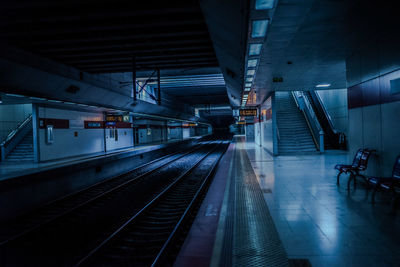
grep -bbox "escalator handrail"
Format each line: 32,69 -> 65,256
311,91 -> 338,135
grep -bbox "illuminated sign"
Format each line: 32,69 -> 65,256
239,109 -> 257,116
106,115 -> 123,122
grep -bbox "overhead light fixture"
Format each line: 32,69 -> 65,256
48,99 -> 63,103
5,93 -> 24,98
244,88 -> 251,92
247,69 -> 256,76
248,59 -> 258,68
316,83 -> 331,88
245,82 -> 252,87
252,20 -> 269,38
246,77 -> 254,82
249,43 -> 263,56
29,96 -> 46,101
255,0 -> 275,10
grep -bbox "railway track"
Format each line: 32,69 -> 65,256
0,140 -> 228,266
77,141 -> 228,266
0,141 -> 208,245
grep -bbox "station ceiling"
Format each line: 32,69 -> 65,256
0,0 -> 219,73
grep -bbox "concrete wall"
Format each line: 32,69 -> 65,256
245,123 -> 255,141
168,125 -> 182,140
347,72 -> 400,177
345,7 -> 400,176
105,127 -> 133,152
254,96 -> 273,153
316,89 -> 348,135
133,119 -> 166,144
0,104 -> 32,142
183,127 -> 191,139
38,107 -> 106,161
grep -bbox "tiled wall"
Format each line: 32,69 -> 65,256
347,70 -> 400,176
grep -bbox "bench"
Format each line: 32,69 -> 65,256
335,148 -> 375,187
368,156 -> 400,206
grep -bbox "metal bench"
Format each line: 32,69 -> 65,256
368,156 -> 400,206
335,148 -> 375,187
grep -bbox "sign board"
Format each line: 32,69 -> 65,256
239,109 -> 257,116
70,119 -> 84,129
106,115 -> 123,122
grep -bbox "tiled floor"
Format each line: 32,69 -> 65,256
244,140 -> 400,267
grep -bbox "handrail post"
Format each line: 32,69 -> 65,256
319,130 -> 324,153
1,146 -> 5,161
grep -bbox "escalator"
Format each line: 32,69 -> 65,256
303,91 -> 346,150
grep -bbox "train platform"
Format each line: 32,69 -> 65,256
176,136 -> 400,267
0,138 -> 191,181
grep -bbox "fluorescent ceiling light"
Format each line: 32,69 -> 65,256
255,0 -> 275,10
48,99 -> 62,103
249,43 -> 263,56
30,96 -> 46,101
244,88 -> 251,92
246,77 -> 254,82
245,82 -> 252,87
252,20 -> 269,38
248,59 -> 258,68
6,93 -> 24,97
316,83 -> 331,88
247,69 -> 256,76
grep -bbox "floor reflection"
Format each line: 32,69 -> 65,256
242,138 -> 400,267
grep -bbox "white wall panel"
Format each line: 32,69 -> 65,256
105,128 -> 133,151
38,107 -> 104,161
182,128 -> 190,139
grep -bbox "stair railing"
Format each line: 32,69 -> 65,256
0,114 -> 33,161
292,92 -> 324,152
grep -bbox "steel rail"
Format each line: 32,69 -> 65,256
152,143 -> 227,266
76,141 -> 223,266
0,141 -> 212,246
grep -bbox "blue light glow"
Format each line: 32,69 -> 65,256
246,77 -> 254,82
252,20 -> 269,38
247,69 -> 255,76
255,0 -> 275,10
248,59 -> 258,68
249,43 -> 262,56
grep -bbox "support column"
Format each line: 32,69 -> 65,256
157,68 -> 161,105
132,57 -> 137,101
272,92 -> 278,156
32,104 -> 40,162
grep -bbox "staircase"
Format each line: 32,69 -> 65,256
5,131 -> 34,161
276,91 -> 317,154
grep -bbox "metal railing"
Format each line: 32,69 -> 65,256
292,92 -> 324,152
0,114 -> 33,161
